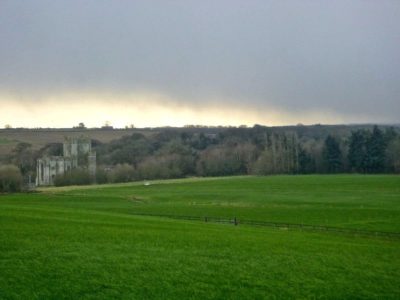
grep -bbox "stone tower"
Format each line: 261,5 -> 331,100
36,136 -> 96,186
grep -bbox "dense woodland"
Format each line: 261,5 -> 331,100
1,124 -> 400,189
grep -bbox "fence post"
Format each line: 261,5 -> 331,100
205,216 -> 208,223
234,217 -> 238,226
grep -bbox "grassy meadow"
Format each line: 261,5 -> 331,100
0,128 -> 149,157
1,175 -> 399,299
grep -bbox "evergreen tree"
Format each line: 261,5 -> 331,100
322,135 -> 342,173
348,130 -> 368,173
386,137 -> 400,173
298,147 -> 315,174
365,126 -> 386,173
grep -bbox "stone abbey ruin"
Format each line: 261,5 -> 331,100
36,137 -> 96,186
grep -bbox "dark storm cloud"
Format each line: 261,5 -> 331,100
0,0 -> 399,122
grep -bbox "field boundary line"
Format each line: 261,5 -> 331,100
130,212 -> 400,239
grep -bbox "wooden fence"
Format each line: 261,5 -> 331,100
130,212 -> 400,239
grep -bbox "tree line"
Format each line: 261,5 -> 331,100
93,125 -> 400,183
1,124 -> 399,189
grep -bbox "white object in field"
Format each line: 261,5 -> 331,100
144,181 -> 151,186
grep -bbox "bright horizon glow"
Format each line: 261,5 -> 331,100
0,90 -> 381,129
1,1 -> 399,126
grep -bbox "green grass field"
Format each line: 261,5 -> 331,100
1,175 -> 399,299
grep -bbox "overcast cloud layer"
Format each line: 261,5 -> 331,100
0,0 -> 399,127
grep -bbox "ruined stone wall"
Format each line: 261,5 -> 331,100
36,157 -> 71,186
63,137 -> 91,168
88,153 -> 96,177
36,136 -> 96,186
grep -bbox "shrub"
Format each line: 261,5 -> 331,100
0,165 -> 23,192
196,147 -> 243,177
54,168 -> 92,186
108,164 -> 135,183
136,155 -> 185,180
95,167 -> 109,184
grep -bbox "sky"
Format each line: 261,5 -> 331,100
0,0 -> 399,128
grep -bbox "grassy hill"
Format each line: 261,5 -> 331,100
1,175 -> 399,298
0,128 -> 153,157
